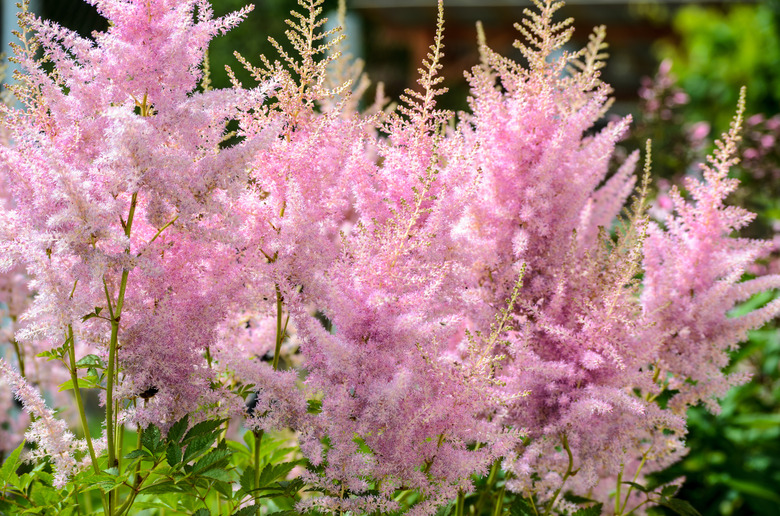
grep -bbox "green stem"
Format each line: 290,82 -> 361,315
66,325 -> 108,515
11,337 -> 25,378
134,402 -> 143,486
114,457 -> 164,516
455,491 -> 465,516
492,486 -> 505,516
253,429 -> 264,514
117,422 -> 125,472
527,496 -> 540,516
475,459 -> 501,514
543,434 -> 577,516
272,284 -> 284,371
618,445 -> 652,515
105,191 -> 138,513
144,215 -> 178,249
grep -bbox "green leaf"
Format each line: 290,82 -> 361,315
141,481 -> 184,495
131,501 -> 175,511
199,469 -> 233,482
193,448 -> 232,474
183,434 -> 216,464
193,509 -> 211,516
240,466 -> 255,495
660,485 -> 679,498
124,449 -> 152,460
509,497 -> 536,516
564,494 -> 598,505
232,506 -> 258,516
83,471 -> 125,493
142,425 -> 162,452
214,479 -> 233,498
183,419 -> 226,443
167,444 -> 182,467
75,354 -> 105,369
722,477 -> 780,502
306,399 -> 322,415
657,498 -> 702,516
621,481 -> 651,493
167,415 -> 189,444
29,484 -> 59,506
258,462 -> 300,487
731,413 -> 780,428
57,375 -> 101,392
37,345 -> 67,361
0,441 -> 24,484
572,503 -> 603,516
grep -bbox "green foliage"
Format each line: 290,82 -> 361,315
657,4 -> 780,132
0,415 -> 311,515
208,0 -> 340,91
650,324 -> 780,515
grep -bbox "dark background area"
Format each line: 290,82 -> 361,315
16,0 -> 740,116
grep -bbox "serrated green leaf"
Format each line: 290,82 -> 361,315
183,434 -> 216,464
240,466 -> 255,495
58,506 -> 77,516
193,448 -> 232,474
200,468 -> 233,482
564,493 -> 598,505
29,484 -> 58,505
509,497 -> 536,516
572,502 -> 603,516
193,509 -> 211,516
0,441 -> 24,484
660,485 -> 679,498
232,505 -> 258,516
183,419 -> 226,443
214,479 -> 233,498
167,415 -> 189,444
124,449 -> 152,460
142,425 -> 162,452
621,481 -> 650,493
141,481 -> 184,495
75,354 -> 105,369
167,444 -> 182,467
57,375 -> 101,392
657,498 -> 702,516
258,462 -> 300,487
102,467 -> 119,476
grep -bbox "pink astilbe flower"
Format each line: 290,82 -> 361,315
443,1 -> 779,512
0,0 -> 275,429
243,2 -> 521,513
1,0 -> 777,513
0,358 -> 93,488
642,89 -> 780,415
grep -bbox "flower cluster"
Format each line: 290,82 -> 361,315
0,0 -> 778,514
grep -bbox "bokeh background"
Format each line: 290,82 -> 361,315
2,1 -> 779,514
